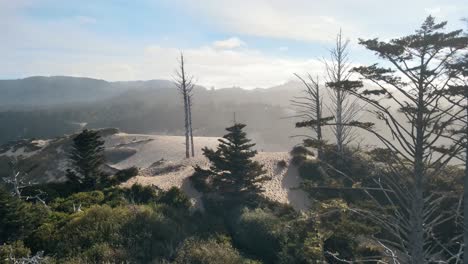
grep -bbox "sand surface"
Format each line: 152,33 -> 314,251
1,131 -> 311,211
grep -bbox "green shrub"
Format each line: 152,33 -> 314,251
126,184 -> 160,204
54,205 -> 130,258
50,191 -> 105,213
232,208 -> 282,263
277,159 -> 287,168
158,187 -> 191,209
297,159 -> 321,181
78,243 -> 127,263
115,167 -> 139,183
121,204 -> 191,262
104,167 -> 139,186
0,241 -> 31,263
231,207 -> 323,264
290,145 -> 313,157
27,211 -> 70,254
174,237 -> 252,264
0,186 -> 46,244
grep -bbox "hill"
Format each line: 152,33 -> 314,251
0,128 -> 309,210
0,76 -> 307,150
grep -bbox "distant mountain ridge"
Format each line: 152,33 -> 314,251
0,76 -> 176,108
0,76 -> 306,149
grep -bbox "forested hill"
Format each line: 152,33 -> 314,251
0,76 -> 307,150
0,76 -> 175,108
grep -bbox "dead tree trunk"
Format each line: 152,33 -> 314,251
292,74 -> 329,159
174,53 -> 195,159
188,94 -> 195,157
324,30 -> 361,158
465,104 -> 468,264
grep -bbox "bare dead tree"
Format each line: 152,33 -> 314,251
324,30 -> 363,157
336,16 -> 468,263
291,73 -> 332,159
3,157 -> 31,198
174,53 -> 195,158
2,157 -> 47,207
188,94 -> 195,157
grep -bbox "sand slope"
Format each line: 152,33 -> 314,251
0,129 -> 310,211
123,152 -> 310,211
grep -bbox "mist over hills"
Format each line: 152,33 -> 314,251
0,76 -> 309,150
0,76 -> 176,108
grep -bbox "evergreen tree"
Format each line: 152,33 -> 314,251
68,129 -> 105,190
342,16 -> 467,262
0,186 -> 35,243
194,123 -> 269,200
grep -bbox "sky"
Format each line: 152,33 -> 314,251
1,0 -> 467,88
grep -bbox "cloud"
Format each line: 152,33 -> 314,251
171,0 -> 357,42
171,0 -> 467,42
212,37 -> 246,50
75,16 -> 97,25
4,0 -> 466,89
142,45 -> 322,88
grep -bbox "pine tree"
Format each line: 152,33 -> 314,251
194,123 -> 269,200
0,186 -> 34,243
445,51 -> 468,264
342,16 -> 467,262
68,129 -> 105,189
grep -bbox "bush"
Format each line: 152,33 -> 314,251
78,243 -> 127,263
174,237 -> 253,264
158,187 -> 191,209
121,204 -> 192,262
0,186 -> 46,244
231,208 -> 282,263
126,184 -> 160,204
0,241 -> 31,263
50,191 -> 105,213
21,182 -> 81,202
107,167 -> 139,186
297,159 -> 321,181
277,159 -> 287,168
54,205 -> 130,258
290,145 -> 314,157
231,207 -> 323,264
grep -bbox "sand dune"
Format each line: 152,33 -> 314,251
123,152 -> 310,211
0,130 -> 310,211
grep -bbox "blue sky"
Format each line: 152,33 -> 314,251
1,0 -> 466,88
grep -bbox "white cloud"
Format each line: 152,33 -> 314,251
142,45 -> 322,88
212,37 -> 246,50
171,0 -> 467,42
4,44 -> 322,89
4,0 -> 466,89
171,0 -> 357,42
75,16 -> 97,25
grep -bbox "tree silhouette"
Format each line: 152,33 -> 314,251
68,129 -> 105,189
193,123 -> 269,201
174,53 -> 195,158
340,16 -> 468,263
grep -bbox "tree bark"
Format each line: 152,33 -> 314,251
315,82 -> 324,159
188,95 -> 195,157
408,60 -> 426,264
184,94 -> 190,158
464,102 -> 468,264
175,53 -> 192,159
